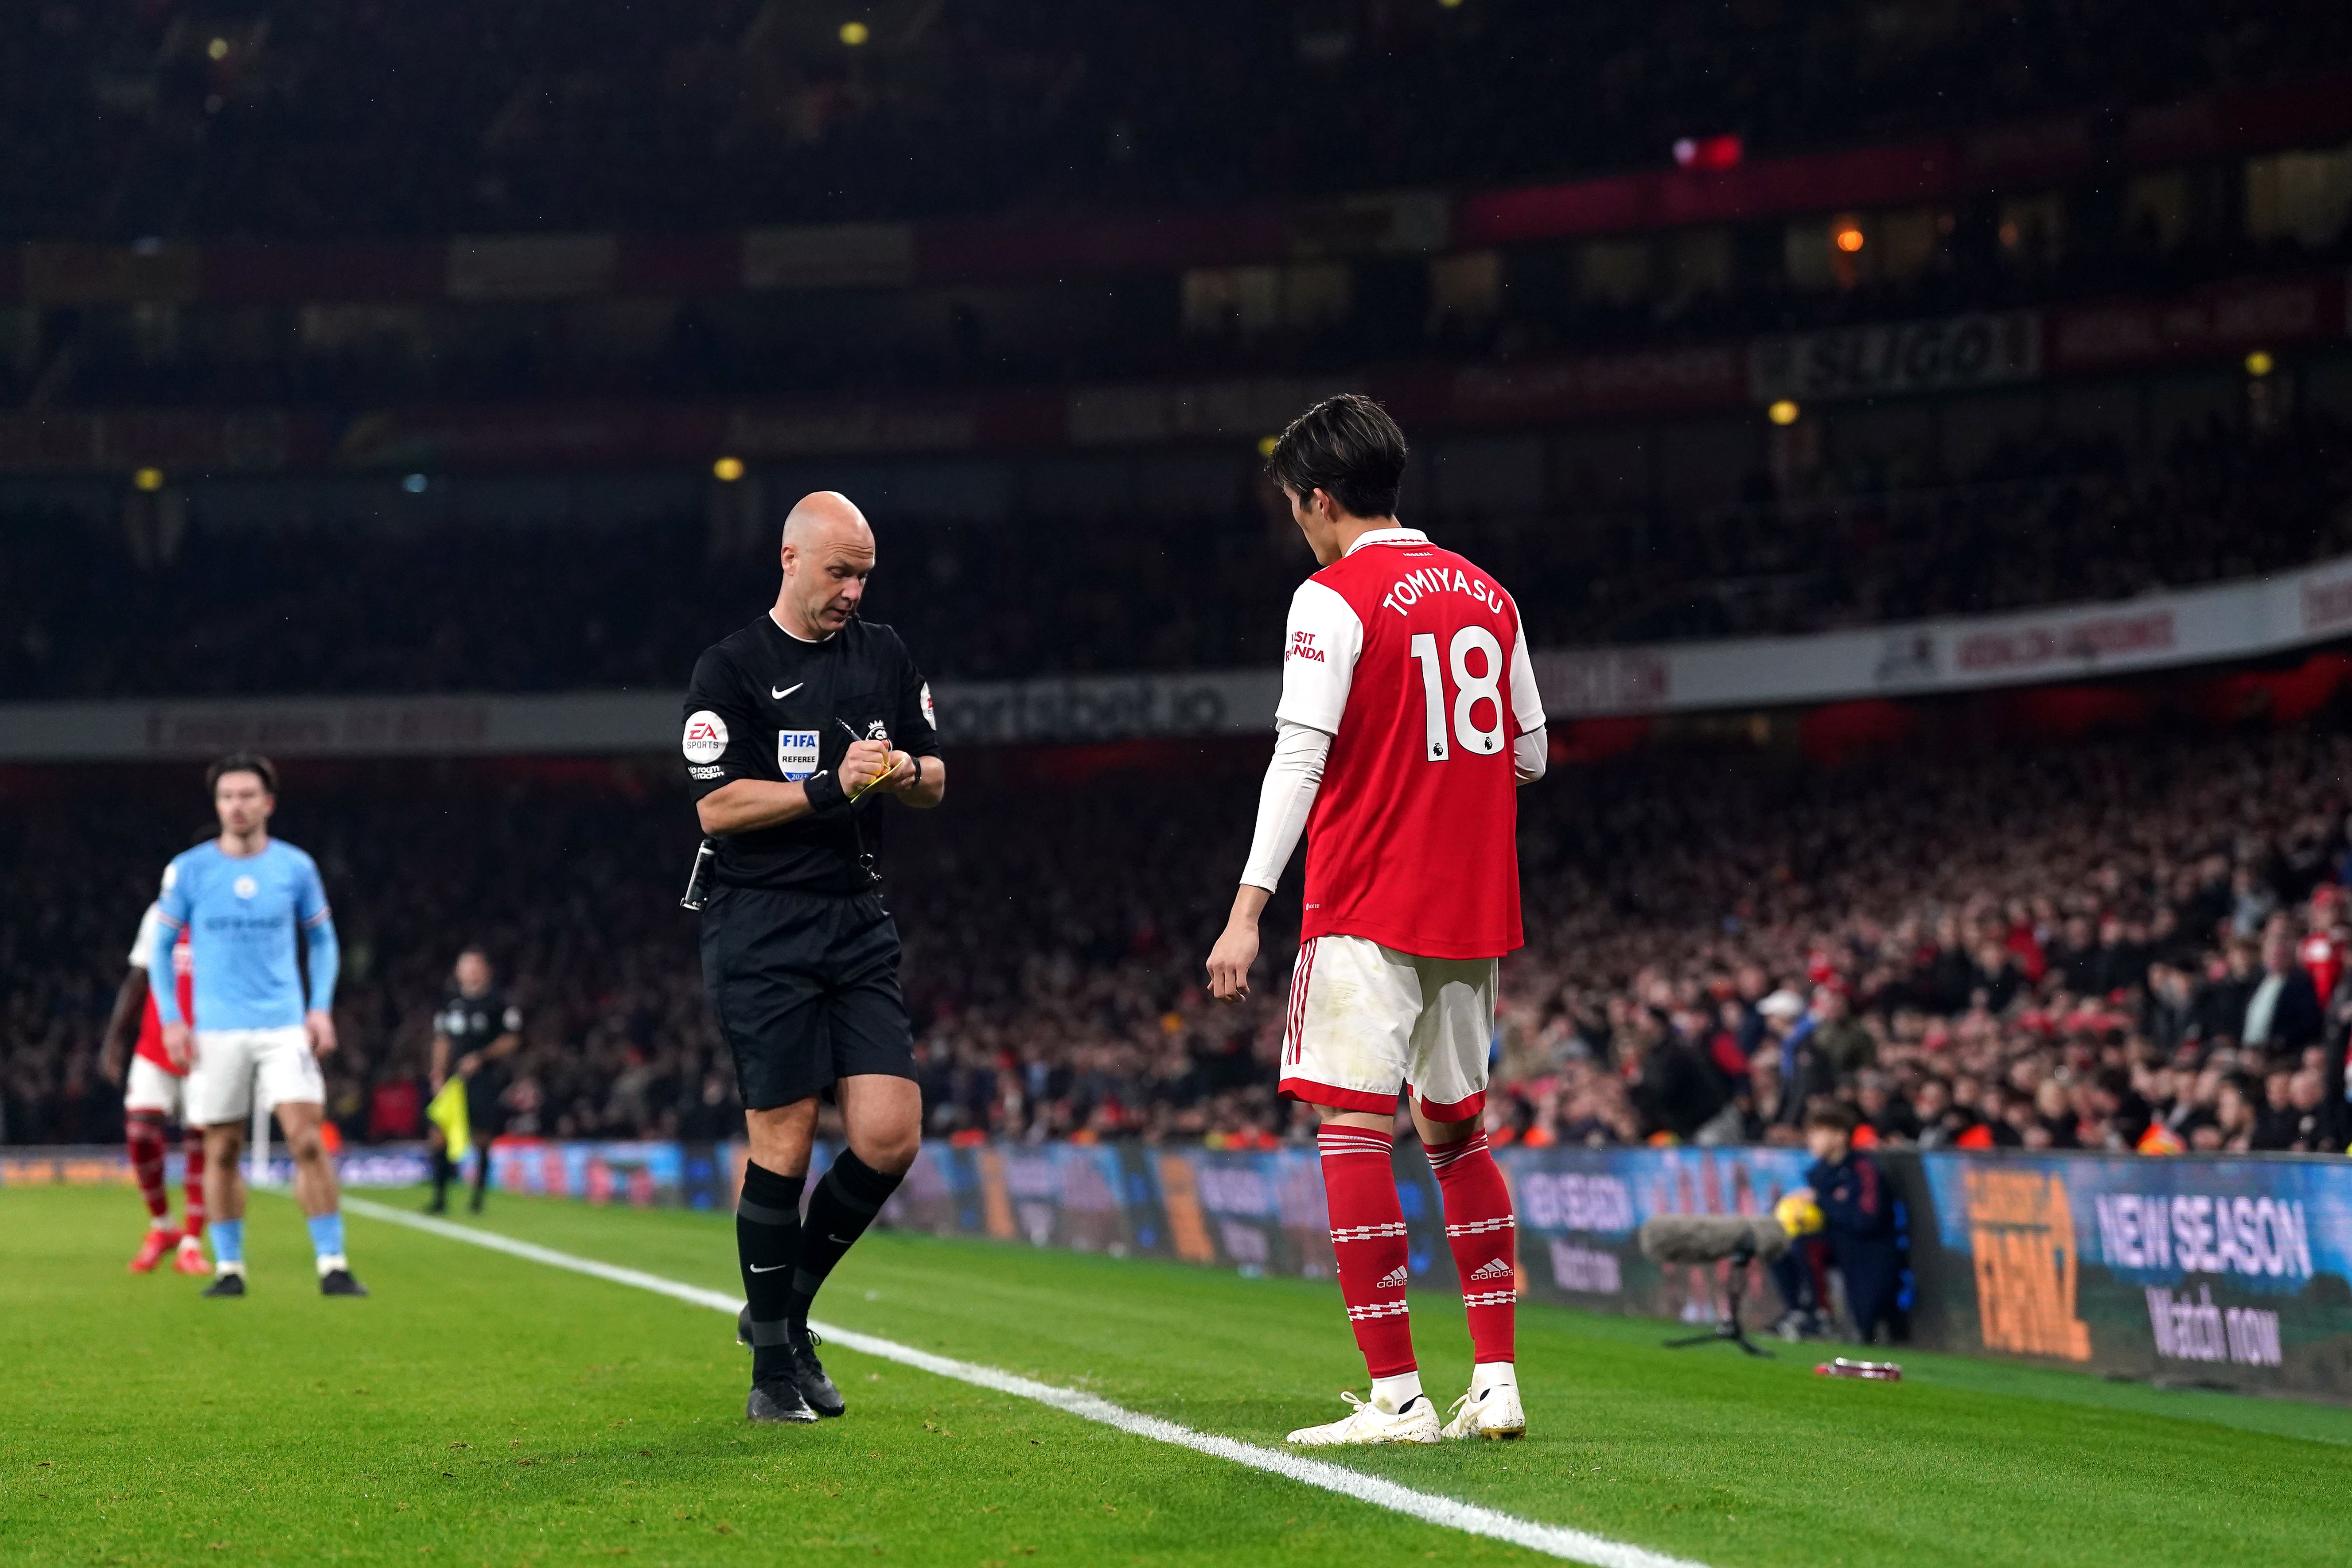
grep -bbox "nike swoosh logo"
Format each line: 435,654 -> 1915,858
747,1262 -> 789,1273
772,684 -> 802,700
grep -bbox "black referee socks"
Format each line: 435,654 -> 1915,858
785,1150 -> 906,1329
737,1161 -> 807,1384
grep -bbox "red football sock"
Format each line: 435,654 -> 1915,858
180,1133 -> 207,1240
1429,1130 -> 1516,1365
1318,1123 -> 1416,1380
126,1114 -> 170,1222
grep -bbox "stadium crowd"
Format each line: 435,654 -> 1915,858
5,409 -> 2348,698
3,0 -> 2337,241
1499,720 -> 2352,1157
5,704 -> 2352,1157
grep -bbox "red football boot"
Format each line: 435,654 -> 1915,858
129,1226 -> 182,1274
173,1235 -> 210,1275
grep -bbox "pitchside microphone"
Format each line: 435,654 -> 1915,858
1638,1213 -> 1793,1266
1641,1213 -> 1792,1358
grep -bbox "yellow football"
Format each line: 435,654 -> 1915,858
1775,1193 -> 1825,1237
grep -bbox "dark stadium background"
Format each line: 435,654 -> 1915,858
3,0 -> 2350,1173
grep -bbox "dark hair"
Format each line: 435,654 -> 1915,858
1266,393 -> 1407,520
206,751 -> 278,796
1803,1102 -> 1858,1134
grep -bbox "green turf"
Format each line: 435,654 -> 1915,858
5,1186 -> 2349,1568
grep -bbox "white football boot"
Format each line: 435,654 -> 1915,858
1285,1390 -> 1442,1446
1441,1381 -> 1527,1440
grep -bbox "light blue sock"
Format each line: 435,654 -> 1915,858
306,1211 -> 346,1261
212,1218 -> 244,1266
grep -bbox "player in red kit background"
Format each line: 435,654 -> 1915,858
2300,887 -> 2343,1007
1207,394 -> 1546,1446
101,901 -> 209,1275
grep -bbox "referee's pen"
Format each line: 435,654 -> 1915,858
838,718 -> 900,802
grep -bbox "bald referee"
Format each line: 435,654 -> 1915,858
682,490 -> 946,1424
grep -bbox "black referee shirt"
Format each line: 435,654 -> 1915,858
681,611 -> 940,894
437,988 -> 521,1056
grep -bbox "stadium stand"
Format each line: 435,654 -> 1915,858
4,0 -> 2344,241
4,408 -> 2348,697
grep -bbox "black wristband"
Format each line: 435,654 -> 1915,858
803,770 -> 846,813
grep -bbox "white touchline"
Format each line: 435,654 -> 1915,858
341,1198 -> 1713,1568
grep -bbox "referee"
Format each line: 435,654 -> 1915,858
424,948 -> 521,1215
682,490 -> 945,1425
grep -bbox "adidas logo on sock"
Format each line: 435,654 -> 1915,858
1375,1265 -> 1408,1290
1469,1258 -> 1515,1281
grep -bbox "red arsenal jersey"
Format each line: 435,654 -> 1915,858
2300,930 -> 2342,1007
130,901 -> 195,1077
1281,529 -> 1544,960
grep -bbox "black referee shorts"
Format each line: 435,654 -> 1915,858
699,885 -> 915,1112
463,1078 -> 507,1141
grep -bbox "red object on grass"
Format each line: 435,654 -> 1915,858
1815,1358 -> 1902,1381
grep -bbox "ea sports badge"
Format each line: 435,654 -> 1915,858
682,710 -> 728,764
778,730 -> 820,781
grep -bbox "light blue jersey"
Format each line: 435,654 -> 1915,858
152,838 -> 339,1031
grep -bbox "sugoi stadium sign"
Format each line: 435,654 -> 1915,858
1749,311 -> 2041,403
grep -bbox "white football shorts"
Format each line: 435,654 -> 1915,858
1277,934 -> 1495,1120
185,1026 -> 324,1126
122,1055 -> 187,1119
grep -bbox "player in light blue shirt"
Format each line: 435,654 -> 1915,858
153,753 -> 366,1298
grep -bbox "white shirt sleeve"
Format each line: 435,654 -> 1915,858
1514,728 -> 1548,783
1240,720 -> 1332,892
1507,612 -> 1545,738
1273,579 -> 1363,735
129,902 -> 161,969
1506,604 -> 1548,782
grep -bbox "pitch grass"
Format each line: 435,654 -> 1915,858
6,1189 -> 2351,1568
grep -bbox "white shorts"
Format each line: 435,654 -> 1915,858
186,1027 -> 324,1126
1277,934 -> 1496,1120
123,1055 -> 187,1119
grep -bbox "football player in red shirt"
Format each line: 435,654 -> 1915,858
100,901 -> 209,1275
1208,395 -> 1547,1445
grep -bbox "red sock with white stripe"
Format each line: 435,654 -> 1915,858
127,1113 -> 171,1226
1317,1122 -> 1417,1389
1428,1129 -> 1516,1370
180,1134 -> 207,1241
